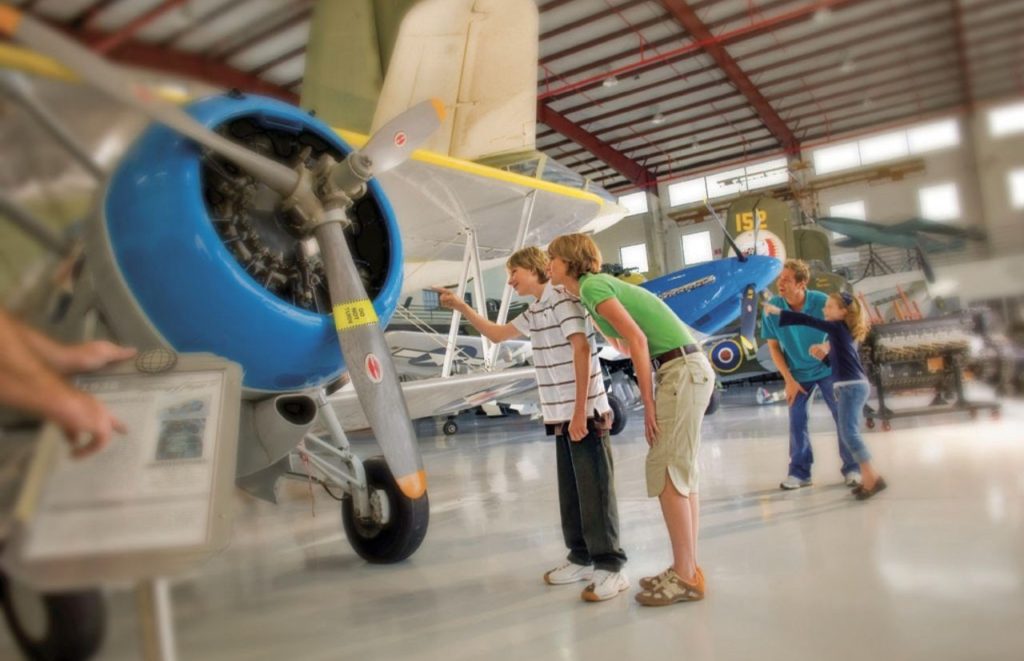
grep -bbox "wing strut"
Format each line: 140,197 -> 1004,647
486,190 -> 537,367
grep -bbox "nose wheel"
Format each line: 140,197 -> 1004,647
340,456 -> 429,563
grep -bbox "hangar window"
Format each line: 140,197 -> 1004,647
860,132 -> 908,165
422,289 -> 440,309
828,201 -> 867,240
988,101 -> 1024,137
829,200 -> 867,220
681,231 -> 714,266
617,191 -> 648,216
918,183 -> 961,221
1009,169 -> 1024,209
813,142 -> 861,174
668,177 -> 707,207
908,119 -> 959,153
745,158 -> 789,189
619,243 -> 649,273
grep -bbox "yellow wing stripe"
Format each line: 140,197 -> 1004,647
333,300 -> 378,330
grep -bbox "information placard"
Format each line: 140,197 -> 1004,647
2,353 -> 241,590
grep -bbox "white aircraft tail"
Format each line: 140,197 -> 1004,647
372,0 -> 538,161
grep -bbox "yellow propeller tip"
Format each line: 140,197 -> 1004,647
0,6 -> 22,35
430,98 -> 447,122
395,469 -> 428,500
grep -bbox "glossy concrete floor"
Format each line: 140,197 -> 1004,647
3,388 -> 1023,660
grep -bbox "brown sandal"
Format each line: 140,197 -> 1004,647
639,565 -> 703,591
635,568 -> 705,606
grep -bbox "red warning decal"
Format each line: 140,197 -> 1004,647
394,131 -> 407,147
365,353 -> 383,384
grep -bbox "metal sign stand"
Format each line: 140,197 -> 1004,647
137,577 -> 177,661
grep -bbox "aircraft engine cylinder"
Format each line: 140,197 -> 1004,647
95,94 -> 404,393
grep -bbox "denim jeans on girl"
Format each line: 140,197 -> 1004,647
833,380 -> 872,464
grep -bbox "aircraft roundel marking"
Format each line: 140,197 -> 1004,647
394,131 -> 407,147
710,339 -> 743,374
734,229 -> 786,262
365,353 -> 383,384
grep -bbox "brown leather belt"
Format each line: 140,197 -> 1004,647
651,344 -> 699,370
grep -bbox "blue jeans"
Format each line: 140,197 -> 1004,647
787,374 -> 858,480
834,380 -> 872,464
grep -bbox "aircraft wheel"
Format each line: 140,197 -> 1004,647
0,570 -> 105,661
705,388 -> 721,416
341,456 -> 429,563
608,395 -> 627,436
442,419 -> 458,436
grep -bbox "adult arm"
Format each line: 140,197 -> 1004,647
567,332 -> 591,442
778,309 -> 838,334
0,310 -> 126,457
594,297 -> 659,445
431,287 -> 523,342
14,317 -> 136,374
765,338 -> 807,407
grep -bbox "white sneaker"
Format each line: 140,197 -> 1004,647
581,569 -> 630,602
544,561 -> 593,585
779,476 -> 813,490
844,471 -> 863,488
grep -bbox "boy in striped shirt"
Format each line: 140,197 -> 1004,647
432,247 -> 628,602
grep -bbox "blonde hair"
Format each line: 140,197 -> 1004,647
547,233 -> 602,279
831,292 -> 870,342
506,246 -> 549,283
783,258 -> 810,284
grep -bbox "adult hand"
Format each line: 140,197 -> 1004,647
763,303 -> 781,315
568,412 -> 587,442
784,378 -> 807,407
51,387 -> 127,458
809,343 -> 829,360
60,340 -> 137,374
644,407 -> 659,447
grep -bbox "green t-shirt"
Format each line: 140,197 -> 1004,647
578,273 -> 696,356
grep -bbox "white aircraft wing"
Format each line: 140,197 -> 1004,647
337,130 -> 624,291
329,366 -> 538,431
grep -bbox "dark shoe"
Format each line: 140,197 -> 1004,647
855,477 -> 887,501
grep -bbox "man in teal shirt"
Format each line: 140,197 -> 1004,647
762,260 -> 858,489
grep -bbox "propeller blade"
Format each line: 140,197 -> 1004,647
739,283 -> 758,358
0,7 -> 299,197
360,99 -> 446,174
314,222 -> 426,500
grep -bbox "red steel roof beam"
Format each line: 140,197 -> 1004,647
93,0 -> 189,54
658,0 -> 797,153
537,103 -> 656,190
68,28 -> 298,103
540,0 -> 648,42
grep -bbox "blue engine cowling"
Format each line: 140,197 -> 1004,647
100,94 -> 403,393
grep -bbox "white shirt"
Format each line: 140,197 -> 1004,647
511,283 -> 610,423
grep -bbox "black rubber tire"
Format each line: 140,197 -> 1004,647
608,395 -> 627,436
442,419 -> 458,435
341,456 -> 429,564
0,571 -> 105,661
704,388 -> 721,416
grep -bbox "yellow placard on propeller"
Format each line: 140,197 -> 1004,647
333,300 -> 378,330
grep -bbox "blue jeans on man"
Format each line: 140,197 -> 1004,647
787,372 -> 859,481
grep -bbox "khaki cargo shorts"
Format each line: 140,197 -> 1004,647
646,352 -> 715,498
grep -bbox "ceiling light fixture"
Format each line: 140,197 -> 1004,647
651,111 -> 665,125
602,75 -> 619,88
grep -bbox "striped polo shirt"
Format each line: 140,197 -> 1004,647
511,282 -> 610,424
